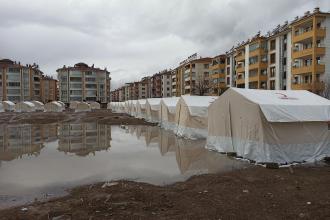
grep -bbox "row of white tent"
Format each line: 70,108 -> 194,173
0,101 -> 66,113
0,101 -> 101,113
109,88 -> 330,164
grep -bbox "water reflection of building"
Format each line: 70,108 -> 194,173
131,125 -> 248,174
0,124 -> 58,161
58,123 -> 112,156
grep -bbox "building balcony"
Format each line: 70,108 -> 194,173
210,73 -> 226,79
185,85 -> 191,89
291,81 -> 325,91
211,82 -> 226,89
236,66 -> 245,73
235,54 -> 245,62
209,63 -> 226,71
249,62 -> 267,70
249,63 -> 259,70
292,47 -> 325,59
249,48 -> 267,57
172,81 -> 176,85
292,64 -> 325,75
292,28 -> 326,43
236,78 -> 245,85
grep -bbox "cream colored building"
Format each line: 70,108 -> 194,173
57,63 -> 111,103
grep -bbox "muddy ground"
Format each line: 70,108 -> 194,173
0,110 -> 153,125
0,165 -> 330,220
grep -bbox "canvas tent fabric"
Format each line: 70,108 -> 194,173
75,102 -> 91,112
129,100 -> 138,117
159,97 -> 180,131
89,102 -> 101,110
70,101 -> 80,110
31,101 -> 45,112
1,101 -> 15,112
45,101 -> 64,112
174,95 -> 218,139
57,101 -> 65,107
117,102 -> 126,113
206,88 -> 330,164
145,98 -> 162,123
15,101 -> 36,112
0,103 -> 4,113
136,100 -> 147,119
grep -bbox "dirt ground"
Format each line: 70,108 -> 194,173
0,110 -> 153,125
0,165 -> 329,220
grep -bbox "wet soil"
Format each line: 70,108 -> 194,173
0,110 -> 153,125
1,165 -> 330,220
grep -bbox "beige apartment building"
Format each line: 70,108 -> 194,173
57,63 -> 111,103
40,76 -> 58,103
172,54 -> 211,96
291,8 -> 329,94
0,58 -> 56,102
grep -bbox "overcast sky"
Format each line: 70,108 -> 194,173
0,0 -> 329,89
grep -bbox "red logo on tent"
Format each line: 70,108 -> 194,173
275,93 -> 298,100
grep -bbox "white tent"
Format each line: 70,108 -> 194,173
75,102 -> 91,112
107,102 -> 112,110
145,98 -> 162,123
174,95 -> 218,139
116,102 -> 126,113
124,101 -> 130,114
31,101 -> 45,112
89,102 -> 101,110
206,88 -> 330,164
15,101 -> 36,112
70,101 -> 80,110
136,99 -> 147,119
1,101 -> 15,112
45,101 -> 64,112
129,100 -> 138,117
159,97 -> 180,130
57,101 -> 66,109
0,102 -> 4,113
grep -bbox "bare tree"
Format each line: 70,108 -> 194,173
191,73 -> 210,96
321,83 -> 330,99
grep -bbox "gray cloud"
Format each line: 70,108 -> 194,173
0,0 -> 329,89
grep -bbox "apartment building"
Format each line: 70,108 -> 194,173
290,8 -> 330,94
171,69 -> 178,96
234,34 -> 268,89
150,73 -> 162,98
267,22 -> 292,90
110,89 -> 119,102
160,70 -> 172,97
138,78 -> 148,99
118,87 -> 125,101
40,76 -> 58,103
209,54 -> 226,95
57,63 -> 111,104
188,58 -> 212,95
172,66 -> 185,97
225,48 -> 236,88
0,59 -> 45,102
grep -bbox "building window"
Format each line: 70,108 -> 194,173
270,40 -> 276,50
8,82 -> 20,87
270,80 -> 275,90
270,53 -> 276,64
204,64 -> 209,69
270,67 -> 276,77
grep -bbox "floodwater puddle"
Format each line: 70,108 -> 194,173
0,122 -> 249,209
